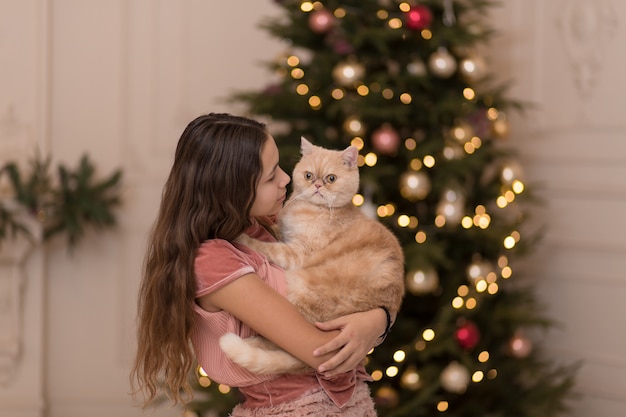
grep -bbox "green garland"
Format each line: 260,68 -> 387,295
0,152 -> 122,247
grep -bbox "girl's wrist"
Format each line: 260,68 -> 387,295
377,306 -> 393,342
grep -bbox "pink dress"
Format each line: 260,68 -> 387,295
191,218 -> 376,416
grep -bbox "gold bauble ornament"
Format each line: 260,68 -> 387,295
449,121 -> 474,143
332,60 -> 365,86
492,114 -> 510,139
374,385 -> 399,408
343,116 -> 365,135
406,268 -> 439,294
466,260 -> 494,286
459,55 -> 487,83
401,366 -> 422,390
400,171 -> 431,201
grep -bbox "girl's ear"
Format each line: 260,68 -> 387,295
342,146 -> 358,169
300,137 -> 315,155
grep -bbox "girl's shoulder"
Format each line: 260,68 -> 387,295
194,239 -> 265,296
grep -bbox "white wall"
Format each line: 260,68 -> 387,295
489,1 -> 626,416
0,1 -> 282,416
0,1 -> 624,416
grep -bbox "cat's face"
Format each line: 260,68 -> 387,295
291,139 -> 359,208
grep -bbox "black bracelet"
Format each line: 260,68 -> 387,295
378,306 -> 393,340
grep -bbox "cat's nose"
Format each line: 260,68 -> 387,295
314,183 -> 322,189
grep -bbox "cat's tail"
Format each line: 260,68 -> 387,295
219,333 -> 309,375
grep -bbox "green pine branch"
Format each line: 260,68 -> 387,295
0,153 -> 123,248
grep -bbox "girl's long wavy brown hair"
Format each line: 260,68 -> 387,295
130,113 -> 269,409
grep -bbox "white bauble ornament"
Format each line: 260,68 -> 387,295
436,187 -> 465,224
501,159 -> 524,184
440,361 -> 470,393
428,47 -> 457,78
466,260 -> 494,286
407,58 -> 427,76
443,141 -> 464,160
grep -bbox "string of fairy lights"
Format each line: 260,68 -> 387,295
194,0 -> 535,411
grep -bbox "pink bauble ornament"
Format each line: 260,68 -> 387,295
405,5 -> 433,30
467,108 -> 491,138
309,9 -> 335,34
333,39 -> 353,54
455,321 -> 480,350
509,332 -> 533,358
371,124 -> 400,155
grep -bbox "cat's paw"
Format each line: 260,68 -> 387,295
235,233 -> 255,247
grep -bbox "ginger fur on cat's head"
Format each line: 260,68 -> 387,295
291,137 -> 359,208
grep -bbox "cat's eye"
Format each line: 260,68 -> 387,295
324,174 -> 337,184
304,172 -> 315,181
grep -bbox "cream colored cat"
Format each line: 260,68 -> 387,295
219,137 -> 405,374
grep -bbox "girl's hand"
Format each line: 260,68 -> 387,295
312,308 -> 387,377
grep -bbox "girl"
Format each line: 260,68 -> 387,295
131,113 -> 389,416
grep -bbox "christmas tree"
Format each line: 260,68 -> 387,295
191,0 -> 578,416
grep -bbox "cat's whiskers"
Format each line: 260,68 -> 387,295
324,193 -> 337,223
280,190 -> 306,211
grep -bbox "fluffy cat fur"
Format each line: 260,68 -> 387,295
219,137 -> 405,375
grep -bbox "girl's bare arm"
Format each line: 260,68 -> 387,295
197,273 -> 385,376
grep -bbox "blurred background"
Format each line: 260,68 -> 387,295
0,1 -> 624,416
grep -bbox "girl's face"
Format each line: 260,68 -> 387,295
250,136 -> 291,217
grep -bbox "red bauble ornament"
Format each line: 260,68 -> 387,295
455,321 -> 480,350
405,5 -> 433,31
309,9 -> 335,34
371,125 -> 400,155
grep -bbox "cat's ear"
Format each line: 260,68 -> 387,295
300,137 -> 315,155
342,146 -> 359,169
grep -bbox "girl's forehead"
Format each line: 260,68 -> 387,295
260,136 -> 279,168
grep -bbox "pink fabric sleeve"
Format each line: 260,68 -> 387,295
194,239 -> 259,297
